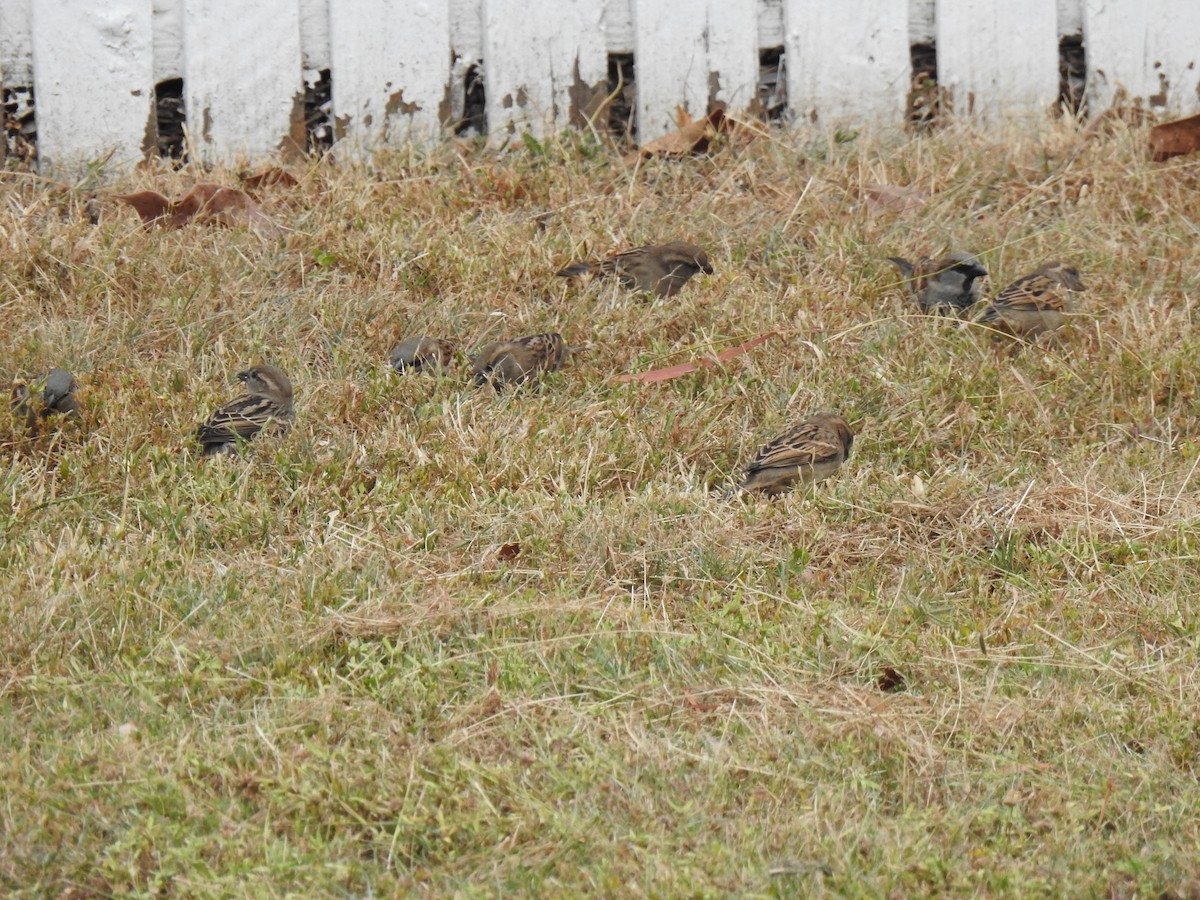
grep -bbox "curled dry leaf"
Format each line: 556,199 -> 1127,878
1150,113 -> 1200,161
239,167 -> 301,192
116,182 -> 282,237
497,542 -> 521,561
615,332 -> 779,384
629,105 -> 728,161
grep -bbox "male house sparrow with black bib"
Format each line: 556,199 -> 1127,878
887,252 -> 987,316
11,367 -> 81,433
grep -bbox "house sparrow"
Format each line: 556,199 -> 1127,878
887,252 -> 987,315
390,336 -> 456,373
470,333 -> 569,390
979,261 -> 1085,340
735,413 -> 854,497
556,240 -> 713,298
196,364 -> 294,456
11,367 -> 81,432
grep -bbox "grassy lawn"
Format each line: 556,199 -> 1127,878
4,121 -> 1200,896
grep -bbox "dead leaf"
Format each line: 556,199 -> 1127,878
721,111 -> 771,143
498,542 -> 521,561
615,332 -> 779,384
239,167 -> 300,192
629,105 -> 728,161
116,182 -> 281,237
863,182 -> 929,215
116,190 -> 173,224
1150,113 -> 1200,161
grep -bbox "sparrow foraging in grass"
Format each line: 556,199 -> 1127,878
196,364 -> 294,457
470,333 -> 569,390
734,412 -> 854,497
887,252 -> 988,315
556,240 -> 713,298
979,261 -> 1085,340
11,367 -> 81,432
390,336 -> 456,374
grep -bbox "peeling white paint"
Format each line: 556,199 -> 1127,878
10,0 -> 1200,172
937,0 -> 1059,121
786,0 -> 909,128
482,0 -> 607,140
183,0 -> 303,164
32,0 -> 154,173
633,0 -> 759,140
298,0 -> 330,70
1083,0 -> 1200,114
909,0 -> 936,44
151,0 -> 183,82
0,0 -> 33,85
329,0 -> 450,151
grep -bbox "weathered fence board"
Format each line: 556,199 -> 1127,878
328,0 -> 450,149
632,0 -> 759,139
1083,0 -> 1200,115
31,0 -> 154,171
298,0 -> 330,70
151,0 -> 183,82
0,0 -> 33,85
182,0 -> 304,164
785,0 -> 909,127
481,0 -> 608,139
936,0 -> 1058,120
7,0 -> 1200,172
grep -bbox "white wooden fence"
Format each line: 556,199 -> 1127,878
1,0 -> 1198,173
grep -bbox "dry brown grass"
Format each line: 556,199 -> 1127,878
4,120 -> 1200,895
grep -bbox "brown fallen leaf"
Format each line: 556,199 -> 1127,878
1150,113 -> 1200,161
116,182 -> 281,237
615,332 -> 778,384
497,542 -> 521,562
239,167 -> 300,192
629,105 -> 727,161
863,182 -> 929,215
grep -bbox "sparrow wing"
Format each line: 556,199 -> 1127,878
995,273 -> 1069,313
748,420 -> 845,473
198,394 -> 287,446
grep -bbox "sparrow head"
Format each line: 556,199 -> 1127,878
943,251 -> 987,280
390,336 -> 455,372
661,241 -> 713,275
813,412 -> 855,458
237,364 -> 293,403
41,367 -> 77,408
469,341 -> 522,388
886,256 -> 915,279
1037,261 -> 1085,291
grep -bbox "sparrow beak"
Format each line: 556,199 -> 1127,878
236,370 -> 250,383
701,263 -> 715,275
